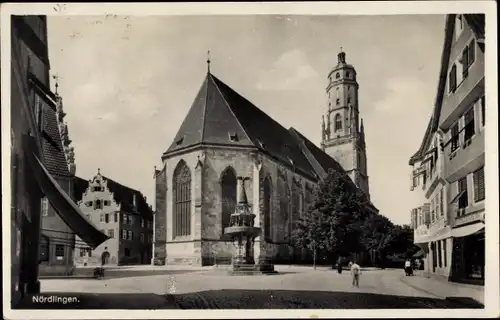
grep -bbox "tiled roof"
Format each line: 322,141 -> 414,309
74,175 -> 154,220
41,101 -> 72,177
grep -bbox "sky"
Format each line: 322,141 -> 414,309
47,14 -> 446,226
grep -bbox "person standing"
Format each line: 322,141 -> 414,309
350,260 -> 361,287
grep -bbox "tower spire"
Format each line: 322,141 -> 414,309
207,50 -> 211,74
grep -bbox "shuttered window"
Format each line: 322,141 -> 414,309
450,123 -> 459,152
458,177 -> 468,209
464,108 -> 475,142
449,64 -> 457,93
473,167 -> 485,202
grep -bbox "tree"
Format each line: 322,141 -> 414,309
291,169 -> 371,265
359,212 -> 395,264
386,224 -> 419,258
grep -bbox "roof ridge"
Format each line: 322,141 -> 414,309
208,74 -> 255,146
289,128 -> 327,179
200,75 -> 209,145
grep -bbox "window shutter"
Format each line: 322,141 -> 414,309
449,65 -> 457,92
469,39 -> 475,66
474,167 -> 485,202
462,47 -> 469,77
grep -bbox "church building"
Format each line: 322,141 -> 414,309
153,51 -> 377,266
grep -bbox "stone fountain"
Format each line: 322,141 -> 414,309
224,176 -> 276,275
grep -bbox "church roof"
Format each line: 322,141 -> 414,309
165,71 -> 377,211
74,175 -> 154,220
164,72 -> 318,179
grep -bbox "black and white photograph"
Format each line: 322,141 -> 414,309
1,2 -> 498,319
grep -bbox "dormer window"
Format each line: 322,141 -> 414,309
176,136 -> 184,146
228,132 -> 239,142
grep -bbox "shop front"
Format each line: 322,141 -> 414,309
450,222 -> 485,285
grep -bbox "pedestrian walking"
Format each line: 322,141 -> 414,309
350,260 -> 361,287
404,259 -> 413,276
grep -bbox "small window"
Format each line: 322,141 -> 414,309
86,214 -> 91,220
100,214 -> 105,222
336,98 -> 340,105
335,72 -> 340,79
334,114 -> 342,131
55,244 -> 65,258
464,108 -> 475,142
449,64 -> 457,93
468,39 -> 476,66
228,132 -> 239,142
346,71 -> 350,78
461,46 -> 469,78
108,229 -> 114,238
450,123 -> 459,152
141,218 -> 145,228
473,167 -> 485,202
347,96 -> 351,104
176,136 -> 184,146
455,15 -> 464,40
457,177 -> 468,209
95,200 -> 102,210
114,213 -> 118,222
86,201 -> 93,207
41,198 -> 49,216
105,213 -> 109,223
122,230 -> 127,240
104,200 -> 110,206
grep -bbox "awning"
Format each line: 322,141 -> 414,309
24,135 -> 109,249
412,249 -> 425,258
452,223 -> 485,238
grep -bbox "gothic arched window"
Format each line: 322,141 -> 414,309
277,175 -> 290,242
221,167 -> 237,234
263,176 -> 272,240
173,160 -> 192,238
335,114 -> 343,131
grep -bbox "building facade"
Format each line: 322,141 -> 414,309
409,14 -> 485,285
73,171 -> 154,266
10,15 -> 108,307
39,88 -> 80,276
153,52 -> 377,266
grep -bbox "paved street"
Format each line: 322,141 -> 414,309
17,266 -> 484,309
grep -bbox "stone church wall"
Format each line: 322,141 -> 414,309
162,147 -> 317,266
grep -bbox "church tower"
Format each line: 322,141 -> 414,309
321,49 -> 370,199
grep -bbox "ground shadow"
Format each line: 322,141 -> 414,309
40,269 -> 197,280
15,290 -> 484,309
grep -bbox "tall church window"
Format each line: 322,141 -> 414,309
334,114 -> 342,131
277,175 -> 290,242
263,176 -> 272,240
173,160 -> 192,237
221,167 -> 237,234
